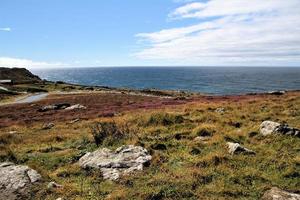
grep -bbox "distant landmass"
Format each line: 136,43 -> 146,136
0,67 -> 41,84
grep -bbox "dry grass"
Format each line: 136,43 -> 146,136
0,91 -> 299,199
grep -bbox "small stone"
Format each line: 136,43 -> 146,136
47,181 -> 63,189
68,118 -> 80,124
262,187 -> 300,200
215,107 -> 225,114
8,131 -> 17,134
42,123 -> 55,130
38,103 -> 71,112
65,104 -> 86,110
268,91 -> 286,95
194,136 -> 210,142
226,142 -> 255,155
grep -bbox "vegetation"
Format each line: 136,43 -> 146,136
0,92 -> 299,199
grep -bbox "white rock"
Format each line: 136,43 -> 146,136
260,121 -> 299,137
227,142 -> 255,155
0,162 -> 42,200
65,104 -> 86,110
47,181 -> 63,189
42,123 -> 55,130
262,187 -> 300,200
260,121 -> 281,136
78,145 -> 152,180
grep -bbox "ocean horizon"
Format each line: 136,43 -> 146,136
32,67 -> 300,95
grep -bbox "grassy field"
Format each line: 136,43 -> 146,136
0,91 -> 299,199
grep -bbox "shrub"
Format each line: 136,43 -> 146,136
90,121 -> 123,146
146,113 -> 184,126
193,125 -> 215,137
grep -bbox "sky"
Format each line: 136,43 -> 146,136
1,0 -> 300,68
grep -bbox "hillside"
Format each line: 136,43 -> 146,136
0,90 -> 299,199
0,67 -> 41,84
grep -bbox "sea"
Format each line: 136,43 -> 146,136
31,67 -> 300,95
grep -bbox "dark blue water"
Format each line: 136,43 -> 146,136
31,67 -> 300,95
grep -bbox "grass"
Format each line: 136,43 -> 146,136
0,92 -> 299,199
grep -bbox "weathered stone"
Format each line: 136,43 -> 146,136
262,187 -> 300,200
47,181 -> 63,189
68,118 -> 80,124
78,145 -> 152,180
268,91 -> 286,95
226,142 -> 255,155
260,121 -> 299,137
215,107 -> 225,114
65,104 -> 86,110
42,123 -> 55,130
8,131 -> 18,134
0,162 -> 42,200
38,103 -> 71,112
194,136 -> 210,142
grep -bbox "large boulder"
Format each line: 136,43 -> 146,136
260,121 -> 299,137
226,142 -> 255,155
0,162 -> 42,200
78,145 -> 152,180
262,187 -> 300,200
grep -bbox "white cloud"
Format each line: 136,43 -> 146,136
135,0 -> 300,66
0,27 -> 11,32
0,57 -> 67,68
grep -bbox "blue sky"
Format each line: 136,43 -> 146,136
1,0 -> 300,67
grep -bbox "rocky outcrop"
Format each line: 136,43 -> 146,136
262,187 -> 300,200
227,142 -> 255,155
260,121 -> 299,137
0,162 -> 42,200
78,145 -> 152,180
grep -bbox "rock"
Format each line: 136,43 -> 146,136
38,103 -> 71,112
268,91 -> 286,95
0,162 -> 42,200
42,123 -> 55,130
194,136 -> 210,142
47,181 -> 63,189
260,121 -> 299,137
65,104 -> 86,110
215,107 -> 225,114
8,131 -> 18,134
38,105 -> 57,112
78,145 -> 152,180
226,142 -> 255,155
68,118 -> 80,124
262,187 -> 300,200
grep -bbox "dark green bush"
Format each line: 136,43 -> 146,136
90,121 -> 123,146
